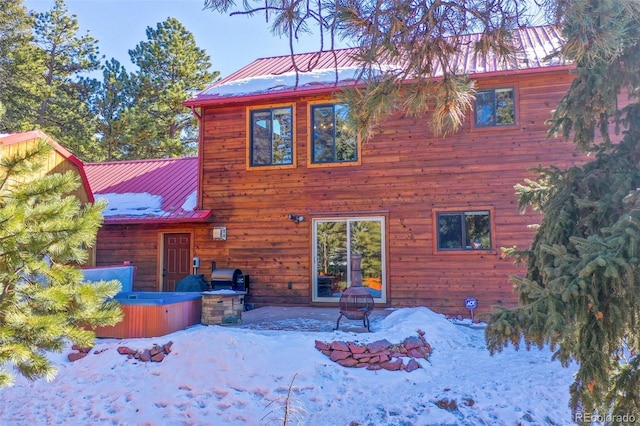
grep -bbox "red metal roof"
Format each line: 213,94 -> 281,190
0,130 -> 94,203
185,25 -> 569,107
84,157 -> 212,225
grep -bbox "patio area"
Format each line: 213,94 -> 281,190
237,306 -> 393,332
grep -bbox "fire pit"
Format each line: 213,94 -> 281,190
335,254 -> 374,332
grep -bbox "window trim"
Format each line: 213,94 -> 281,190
431,206 -> 497,255
472,86 -> 517,129
246,103 -> 297,170
307,100 -> 361,168
311,215 -> 387,303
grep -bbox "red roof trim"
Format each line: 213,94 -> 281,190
102,209 -> 213,225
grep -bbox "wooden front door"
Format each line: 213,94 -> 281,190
163,233 -> 191,291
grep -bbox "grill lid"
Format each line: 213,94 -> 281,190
211,268 -> 243,283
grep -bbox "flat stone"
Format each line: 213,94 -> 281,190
366,364 -> 382,371
380,359 -> 404,371
367,339 -> 391,354
67,352 -> 87,362
405,358 -> 421,372
330,350 -> 351,361
348,343 -> 367,354
330,341 -> 350,352
336,357 -> 359,367
151,352 -> 165,362
352,352 -> 372,360
117,346 -> 136,355
139,350 -> 151,362
315,340 -> 331,351
407,348 -> 426,359
403,336 -> 422,350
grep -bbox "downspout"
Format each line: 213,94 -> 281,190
190,105 -> 202,121
190,106 -> 204,211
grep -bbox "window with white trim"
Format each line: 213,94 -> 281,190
312,216 -> 386,302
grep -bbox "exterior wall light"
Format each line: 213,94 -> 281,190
288,213 -> 305,224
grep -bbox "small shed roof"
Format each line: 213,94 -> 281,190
185,25 -> 568,107
0,130 -> 94,203
85,157 -> 211,225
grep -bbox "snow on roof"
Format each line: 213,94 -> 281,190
186,25 -> 568,106
84,157 -> 212,224
200,67 -> 361,98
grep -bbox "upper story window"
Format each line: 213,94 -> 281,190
436,210 -> 492,251
249,106 -> 294,167
474,88 -> 515,127
310,103 -> 358,164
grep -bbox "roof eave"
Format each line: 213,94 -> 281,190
183,82 -> 358,108
102,210 -> 214,225
183,64 -> 575,108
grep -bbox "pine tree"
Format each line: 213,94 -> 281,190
93,58 -> 134,161
485,0 -> 640,418
1,0 -> 102,161
0,0 -> 36,133
31,0 -> 102,160
120,17 -> 218,159
0,139 -> 122,389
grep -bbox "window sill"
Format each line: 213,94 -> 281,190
246,163 -> 297,171
434,249 -> 498,256
307,160 -> 361,169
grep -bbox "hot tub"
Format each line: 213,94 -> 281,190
94,292 -> 203,339
82,266 -> 203,339
115,292 -> 202,305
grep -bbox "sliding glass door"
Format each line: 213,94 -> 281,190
312,216 -> 386,302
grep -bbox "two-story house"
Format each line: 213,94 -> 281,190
177,25 -> 590,316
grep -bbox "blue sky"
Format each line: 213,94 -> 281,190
24,0 -> 347,78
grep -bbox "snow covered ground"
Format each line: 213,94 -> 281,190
0,307 -> 577,425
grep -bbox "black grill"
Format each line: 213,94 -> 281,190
211,268 -> 247,292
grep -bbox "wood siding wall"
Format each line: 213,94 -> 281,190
194,70 -> 589,315
96,224 -> 203,292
